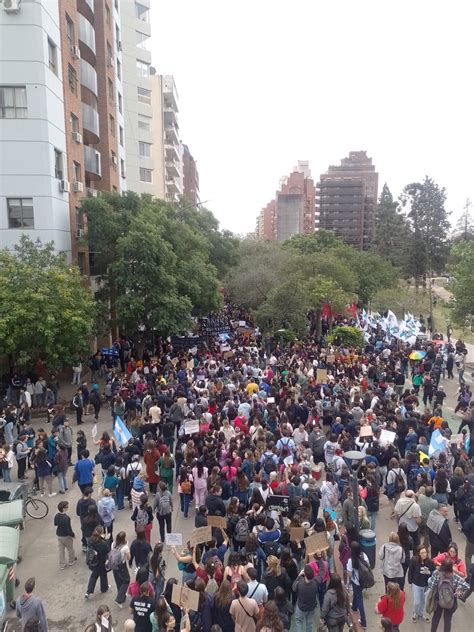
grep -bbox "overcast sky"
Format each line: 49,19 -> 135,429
152,0 -> 473,235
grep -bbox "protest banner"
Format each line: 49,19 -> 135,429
165,533 -> 182,546
379,429 -> 396,446
316,369 -> 328,384
189,526 -> 212,548
449,433 -> 463,446
304,531 -> 329,555
172,585 -> 200,612
207,516 -> 227,530
265,495 -> 289,513
290,527 -> 305,542
184,419 -> 199,435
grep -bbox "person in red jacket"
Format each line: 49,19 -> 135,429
376,582 -> 405,632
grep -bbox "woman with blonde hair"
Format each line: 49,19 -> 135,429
262,554 -> 291,599
376,582 -> 406,632
358,506 -> 371,530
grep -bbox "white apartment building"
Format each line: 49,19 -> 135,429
113,0 -> 127,193
162,74 -> 182,202
0,0 -> 71,255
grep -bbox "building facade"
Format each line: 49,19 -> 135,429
316,151 -> 378,250
182,143 -> 199,206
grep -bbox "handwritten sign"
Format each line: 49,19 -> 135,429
359,425 -> 373,438
172,584 -> 200,611
165,533 -> 182,546
290,527 -> 305,542
283,455 -> 294,466
207,516 -> 227,530
189,525 -> 212,548
379,429 -> 396,446
267,397 -> 275,404
304,531 -> 329,555
316,369 -> 328,384
223,350 -> 234,360
265,495 -> 289,513
326,355 -> 336,364
184,419 -> 199,435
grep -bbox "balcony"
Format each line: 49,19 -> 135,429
77,0 -> 94,24
82,102 -> 99,144
78,14 -> 96,59
80,59 -> 98,96
164,123 -> 179,145
84,144 -> 101,181
165,142 -> 180,163
165,160 -> 180,177
86,187 -> 100,198
166,175 -> 180,194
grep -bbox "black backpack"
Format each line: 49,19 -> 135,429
86,546 -> 98,569
263,455 -> 276,475
262,540 -> 281,557
358,556 -> 375,589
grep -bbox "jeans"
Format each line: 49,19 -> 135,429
465,540 -> 474,573
86,565 -> 109,595
157,513 -> 172,542
113,563 -> 130,604
3,469 -> 11,483
367,511 -> 377,531
180,493 -> 191,518
116,485 -> 125,510
431,603 -> 456,632
327,622 -> 346,632
17,458 -> 27,479
295,605 -> 315,632
412,584 -> 426,618
39,475 -> 53,495
57,471 -> 68,492
57,535 -> 75,568
351,581 -> 367,628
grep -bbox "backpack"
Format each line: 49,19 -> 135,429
100,502 -> 113,525
437,576 -> 455,609
158,492 -> 172,515
107,546 -> 123,571
86,546 -> 98,569
189,610 -> 204,632
263,455 -> 276,475
262,540 -> 281,557
357,556 -> 375,589
128,463 -> 140,484
181,480 -> 192,495
234,517 -> 250,542
135,507 -> 149,530
394,469 -> 406,494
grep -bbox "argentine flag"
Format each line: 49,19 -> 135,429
114,416 -> 132,447
428,429 -> 446,456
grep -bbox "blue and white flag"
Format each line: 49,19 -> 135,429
114,416 -> 132,447
429,429 -> 446,456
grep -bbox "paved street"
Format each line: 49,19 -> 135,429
4,363 -> 474,631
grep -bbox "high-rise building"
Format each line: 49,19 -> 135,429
162,75 -> 182,202
256,161 -> 315,242
316,151 -> 378,250
182,144 -> 200,206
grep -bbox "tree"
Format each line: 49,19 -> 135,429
372,183 -> 411,268
450,241 -> 474,325
283,230 -> 343,255
328,325 -> 364,348
400,177 -> 451,283
0,237 -> 95,370
455,198 -> 474,241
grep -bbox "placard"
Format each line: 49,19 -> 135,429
207,516 -> 227,529
91,424 -> 97,439
223,350 -> 234,360
184,419 -> 200,435
326,355 -> 336,364
359,425 -> 373,438
267,397 -> 275,404
379,429 -> 396,446
172,584 -> 200,612
165,533 -> 182,546
189,525 -> 212,548
283,455 -> 294,466
238,321 -> 246,326
450,433 -> 463,446
290,527 -> 305,542
265,495 -> 289,512
304,531 -> 329,555
316,369 -> 328,384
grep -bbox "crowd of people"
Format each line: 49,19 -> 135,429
4,305 -> 474,632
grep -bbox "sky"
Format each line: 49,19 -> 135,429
152,0 -> 474,235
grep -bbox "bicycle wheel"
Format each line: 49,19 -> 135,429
25,497 -> 49,519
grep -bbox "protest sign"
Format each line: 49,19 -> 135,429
207,516 -> 227,529
223,350 -> 234,360
283,454 -> 294,466
316,369 -> 328,384
238,320 -> 246,326
379,429 -> 396,446
304,531 -> 329,555
290,527 -> 305,542
265,495 -> 289,513
165,533 -> 182,546
172,585 -> 200,612
359,425 -> 373,438
184,419 -> 199,435
326,355 -> 336,364
91,424 -> 97,439
189,526 -> 212,548
450,434 -> 463,446
267,397 -> 275,404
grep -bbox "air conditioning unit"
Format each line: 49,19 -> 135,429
107,57 -> 114,68
60,179 -> 70,192
76,228 -> 84,238
72,131 -> 83,143
71,45 -> 81,59
73,181 -> 84,192
110,156 -> 117,166
3,0 -> 21,14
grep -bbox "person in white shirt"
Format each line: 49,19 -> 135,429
292,423 -> 308,447
246,567 -> 268,605
149,403 -> 161,424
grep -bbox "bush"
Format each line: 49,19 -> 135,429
327,325 -> 363,349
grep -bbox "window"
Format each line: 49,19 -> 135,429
54,149 -> 63,179
119,126 -> 124,146
110,151 -> 117,170
66,14 -> 74,43
139,141 -> 151,157
108,78 -> 114,101
116,59 -> 121,80
76,207 -> 84,230
135,2 -> 149,22
135,32 -> 150,50
0,86 -> 27,118
73,161 -> 81,182
7,198 -> 34,229
120,159 -> 125,178
115,25 -> 120,47
118,92 -> 123,113
70,113 -> 79,133
48,38 -> 58,75
68,64 -> 77,93
137,113 -> 151,131
137,86 -> 151,104
136,60 -> 149,77
109,114 -> 115,136
78,252 -> 86,276
139,168 -> 152,183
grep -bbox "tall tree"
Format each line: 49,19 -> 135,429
400,176 -> 451,284
0,237 -> 95,370
450,241 -> 474,325
455,198 -> 474,241
372,183 -> 411,268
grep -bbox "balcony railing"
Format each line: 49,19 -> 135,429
78,14 -> 96,55
82,102 -> 99,142
80,59 -> 98,96
84,144 -> 101,180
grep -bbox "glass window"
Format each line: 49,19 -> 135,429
139,168 -> 152,183
135,2 -> 149,22
105,4 -> 111,25
137,87 -> 151,104
54,149 -> 63,179
115,24 -> 120,46
138,113 -> 151,131
48,39 -> 58,75
78,252 -> 86,276
68,65 -> 77,93
139,141 -> 151,157
0,86 -> 27,118
135,32 -> 150,50
108,78 -> 114,101
111,151 -> 117,170
73,161 -> 81,182
120,159 -> 125,178
70,113 -> 79,133
136,60 -> 149,77
118,92 -> 123,113
66,14 -> 74,42
116,59 -> 121,80
7,198 -> 34,229
119,126 -> 124,146
109,114 -> 115,135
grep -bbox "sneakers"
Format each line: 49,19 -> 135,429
115,601 -> 123,609
68,558 -> 77,566
48,493 -> 57,498
423,616 -> 430,622
82,546 -> 88,553
84,594 -> 89,600
412,615 -> 418,622
60,566 -> 66,570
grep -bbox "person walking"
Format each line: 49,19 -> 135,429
32,448 -> 56,497
427,505 -> 452,557
108,531 -> 131,608
376,582 -> 405,632
85,526 -> 110,599
76,487 -> 96,552
153,481 -> 173,543
98,488 -> 115,543
379,533 -> 405,590
16,435 -> 30,481
131,493 -> 153,544
178,466 -> 193,519
143,440 -> 160,495
427,558 -> 470,632
158,449 -> 175,494
407,544 -> 435,622
53,500 -> 77,570
58,421 -> 74,465
55,444 -> 69,494
74,449 -> 95,493
72,389 -> 84,426
347,542 -> 370,631
320,573 -> 350,632
292,564 -> 323,632
192,461 -> 208,508
229,580 -> 259,632
16,577 -> 48,632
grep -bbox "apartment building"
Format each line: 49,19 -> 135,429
182,143 -> 200,206
316,151 -> 378,250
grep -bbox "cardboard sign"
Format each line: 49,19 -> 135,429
304,531 -> 329,555
326,355 -> 336,364
223,350 -> 234,360
207,516 -> 227,530
189,525 -> 212,548
290,527 -> 305,542
265,495 -> 289,512
379,429 -> 396,446
172,584 -> 200,612
267,397 -> 275,404
187,360 -> 194,370
165,533 -> 182,546
184,419 -> 200,435
359,425 -> 373,438
316,369 -> 328,384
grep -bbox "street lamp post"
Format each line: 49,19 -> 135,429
343,450 -> 366,540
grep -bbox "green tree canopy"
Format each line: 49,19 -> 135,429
372,183 -> 411,269
0,237 -> 95,370
449,241 -> 474,325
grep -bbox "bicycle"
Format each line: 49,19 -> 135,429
25,489 -> 49,519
